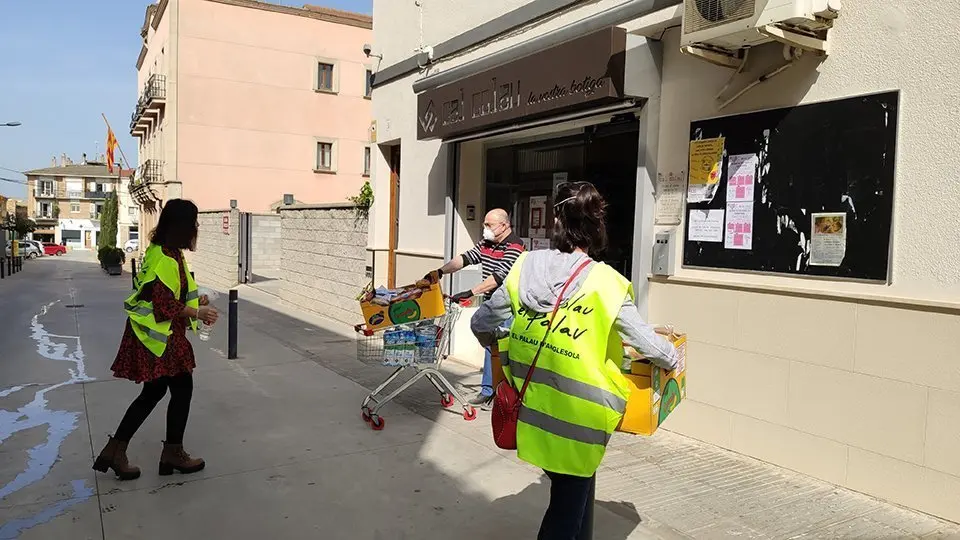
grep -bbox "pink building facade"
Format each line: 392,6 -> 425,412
130,0 -> 373,232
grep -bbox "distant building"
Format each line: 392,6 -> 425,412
24,155 -> 135,249
130,0 -> 373,237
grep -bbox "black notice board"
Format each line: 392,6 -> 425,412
683,91 -> 899,281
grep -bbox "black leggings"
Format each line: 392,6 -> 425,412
538,470 -> 596,540
114,373 -> 193,444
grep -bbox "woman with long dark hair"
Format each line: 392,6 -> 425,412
471,182 -> 677,539
93,199 -> 218,480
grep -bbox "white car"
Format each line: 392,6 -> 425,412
5,241 -> 42,259
124,238 -> 140,253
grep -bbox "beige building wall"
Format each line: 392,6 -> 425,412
176,0 -> 372,213
648,2 -> 960,521
133,0 -> 372,243
372,0 -> 960,523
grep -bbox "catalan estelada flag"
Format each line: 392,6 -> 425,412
106,127 -> 117,173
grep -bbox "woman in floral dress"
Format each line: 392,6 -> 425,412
92,199 -> 219,480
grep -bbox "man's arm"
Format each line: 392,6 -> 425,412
438,255 -> 466,276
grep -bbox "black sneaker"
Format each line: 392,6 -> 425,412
468,393 -> 494,410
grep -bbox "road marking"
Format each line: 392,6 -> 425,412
0,300 -> 95,532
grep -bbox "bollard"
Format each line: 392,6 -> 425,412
6,257 -> 11,275
131,259 -> 138,289
1,258 -> 4,279
228,289 -> 239,359
18,256 -> 23,272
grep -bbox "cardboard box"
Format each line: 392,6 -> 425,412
617,333 -> 687,436
358,273 -> 446,332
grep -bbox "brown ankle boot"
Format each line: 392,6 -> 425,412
159,442 -> 205,476
92,436 -> 141,481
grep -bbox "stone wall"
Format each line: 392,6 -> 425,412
250,213 -> 281,278
279,203 -> 368,326
191,208 -> 239,290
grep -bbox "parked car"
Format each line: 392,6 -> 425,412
124,238 -> 140,253
43,243 -> 67,256
23,240 -> 44,257
5,241 -> 42,259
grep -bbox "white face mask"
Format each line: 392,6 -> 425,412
482,227 -> 496,242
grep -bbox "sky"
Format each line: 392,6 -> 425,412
0,0 -> 372,199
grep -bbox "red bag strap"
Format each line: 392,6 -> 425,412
516,258 -> 592,403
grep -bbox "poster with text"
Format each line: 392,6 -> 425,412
529,195 -> 547,232
724,202 -> 754,250
687,137 -> 725,203
688,209 -> 724,243
552,172 -> 568,194
810,213 -> 847,266
655,171 -> 685,225
531,237 -> 551,251
726,154 -> 757,202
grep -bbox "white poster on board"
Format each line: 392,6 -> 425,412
810,213 -> 847,266
688,209 -> 724,243
726,154 -> 758,203
724,202 -> 754,250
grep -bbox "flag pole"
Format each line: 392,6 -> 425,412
101,113 -> 132,171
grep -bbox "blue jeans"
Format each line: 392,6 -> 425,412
480,317 -> 512,397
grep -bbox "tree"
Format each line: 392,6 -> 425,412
1,214 -> 36,239
98,192 -> 119,249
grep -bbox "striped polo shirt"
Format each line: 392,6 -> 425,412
461,232 -> 525,299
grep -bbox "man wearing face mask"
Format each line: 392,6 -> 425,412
429,208 -> 525,409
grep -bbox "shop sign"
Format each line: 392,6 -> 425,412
416,27 -> 627,141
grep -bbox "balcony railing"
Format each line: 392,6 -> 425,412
130,74 -> 167,134
135,159 -> 164,185
34,190 -> 55,198
67,190 -> 83,199
85,191 -> 108,200
90,211 -> 102,220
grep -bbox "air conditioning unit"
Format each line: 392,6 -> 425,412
681,0 -> 840,54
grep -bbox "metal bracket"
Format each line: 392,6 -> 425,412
759,24 -> 830,55
680,45 -> 744,69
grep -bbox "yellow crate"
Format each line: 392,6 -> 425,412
617,334 -> 687,436
358,273 -> 446,332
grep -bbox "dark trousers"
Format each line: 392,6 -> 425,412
538,470 -> 596,540
114,373 -> 193,444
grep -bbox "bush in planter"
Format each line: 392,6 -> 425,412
99,247 -> 125,274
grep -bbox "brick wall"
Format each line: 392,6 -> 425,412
279,203 -> 368,326
251,213 -> 281,277
190,208 -> 239,290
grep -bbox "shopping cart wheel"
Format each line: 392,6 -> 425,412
362,410 -> 372,423
440,393 -> 455,408
463,407 -> 477,421
370,416 -> 385,430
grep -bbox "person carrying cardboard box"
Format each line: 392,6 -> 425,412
470,182 -> 676,540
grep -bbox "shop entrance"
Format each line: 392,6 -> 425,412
484,117 -> 639,276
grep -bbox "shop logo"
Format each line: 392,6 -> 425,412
368,312 -> 385,326
418,100 -> 438,134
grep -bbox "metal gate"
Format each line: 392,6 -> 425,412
238,211 -> 252,284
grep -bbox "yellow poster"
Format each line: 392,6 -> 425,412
687,137 -> 725,203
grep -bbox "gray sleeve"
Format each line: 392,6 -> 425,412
615,298 -> 678,370
470,286 -> 512,348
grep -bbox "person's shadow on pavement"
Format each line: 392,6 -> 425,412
483,474 -> 643,539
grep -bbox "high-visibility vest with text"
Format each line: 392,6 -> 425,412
500,252 -> 631,477
124,244 -> 199,357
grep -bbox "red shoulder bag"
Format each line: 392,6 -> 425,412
491,259 -> 592,450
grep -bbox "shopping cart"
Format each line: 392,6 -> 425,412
355,298 -> 476,430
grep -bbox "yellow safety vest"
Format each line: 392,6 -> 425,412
124,244 -> 199,357
499,252 -> 632,477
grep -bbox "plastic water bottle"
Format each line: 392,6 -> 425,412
197,287 -> 220,341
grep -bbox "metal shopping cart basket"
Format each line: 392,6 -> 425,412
355,299 -> 476,430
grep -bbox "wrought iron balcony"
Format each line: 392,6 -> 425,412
130,74 -> 167,136
134,159 -> 164,185
85,191 -> 108,200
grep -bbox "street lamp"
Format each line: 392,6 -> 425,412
1,122 -> 21,127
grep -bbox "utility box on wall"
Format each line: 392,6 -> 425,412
652,230 -> 676,276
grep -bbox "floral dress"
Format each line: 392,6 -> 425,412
111,247 -> 196,383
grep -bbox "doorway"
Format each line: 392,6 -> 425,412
484,117 -> 640,276
84,231 -> 92,249
387,145 -> 401,288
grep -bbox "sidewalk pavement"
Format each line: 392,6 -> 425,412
229,285 -> 960,539
1,256 -> 958,539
